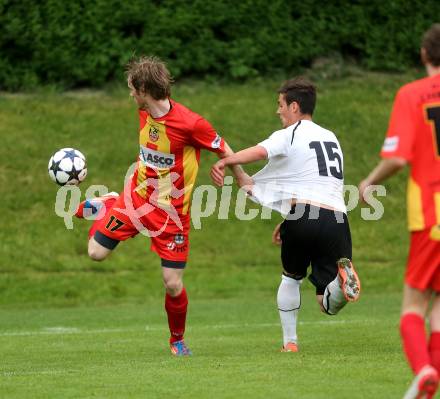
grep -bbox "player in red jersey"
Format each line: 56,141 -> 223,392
359,25 -> 440,399
77,56 -> 247,356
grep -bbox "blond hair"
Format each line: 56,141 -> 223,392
126,56 -> 173,100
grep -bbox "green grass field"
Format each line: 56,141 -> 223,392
0,70 -> 428,398
1,293 -> 404,399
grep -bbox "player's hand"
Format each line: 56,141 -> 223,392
272,222 -> 282,245
358,179 -> 371,203
211,160 -> 226,186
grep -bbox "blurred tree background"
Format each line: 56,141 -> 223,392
1,0 -> 438,90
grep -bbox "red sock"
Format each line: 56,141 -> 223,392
87,198 -> 117,239
165,288 -> 188,344
429,332 -> 440,373
400,313 -> 430,374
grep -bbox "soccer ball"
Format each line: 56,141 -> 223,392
48,148 -> 87,186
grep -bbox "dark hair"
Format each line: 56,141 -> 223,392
422,24 -> 440,67
278,77 -> 316,115
126,56 -> 173,100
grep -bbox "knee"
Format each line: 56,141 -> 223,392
164,281 -> 183,296
88,241 -> 109,262
163,278 -> 183,296
88,248 -> 106,261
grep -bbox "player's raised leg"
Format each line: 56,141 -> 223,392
75,192 -> 119,261
77,192 -> 138,263
162,264 -> 191,356
320,258 -> 360,315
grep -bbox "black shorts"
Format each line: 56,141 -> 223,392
279,203 -> 352,295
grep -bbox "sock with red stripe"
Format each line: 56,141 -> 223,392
429,332 -> 440,373
400,313 -> 430,374
165,288 -> 188,344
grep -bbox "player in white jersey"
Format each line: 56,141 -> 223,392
211,77 -> 361,352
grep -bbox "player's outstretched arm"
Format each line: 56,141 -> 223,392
211,145 -> 267,187
358,157 -> 407,202
213,142 -> 260,188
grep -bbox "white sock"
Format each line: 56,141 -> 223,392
322,275 -> 347,315
277,274 -> 302,346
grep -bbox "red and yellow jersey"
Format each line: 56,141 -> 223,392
131,99 -> 225,215
381,73 -> 440,231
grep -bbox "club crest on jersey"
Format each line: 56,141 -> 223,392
139,146 -> 175,169
382,136 -> 399,152
167,233 -> 187,252
149,126 -> 159,142
211,133 -> 222,149
174,233 -> 185,245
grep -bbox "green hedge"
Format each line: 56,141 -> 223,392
0,0 -> 438,90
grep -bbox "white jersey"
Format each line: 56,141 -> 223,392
249,119 -> 346,215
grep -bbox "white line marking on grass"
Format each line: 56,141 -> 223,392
43,327 -> 81,333
187,319 -> 382,330
0,319 -> 382,337
3,370 -> 69,377
0,328 -> 133,337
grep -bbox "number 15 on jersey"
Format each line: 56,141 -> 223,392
309,141 -> 344,179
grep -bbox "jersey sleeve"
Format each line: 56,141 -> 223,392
190,118 -> 225,154
380,87 -> 416,162
258,130 -> 290,158
138,110 -> 149,130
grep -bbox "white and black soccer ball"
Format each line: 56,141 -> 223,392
48,148 -> 87,186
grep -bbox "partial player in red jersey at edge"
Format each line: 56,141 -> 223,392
76,56 -> 247,356
359,24 -> 440,399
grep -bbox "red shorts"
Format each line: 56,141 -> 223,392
405,226 -> 440,291
95,190 -> 190,264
